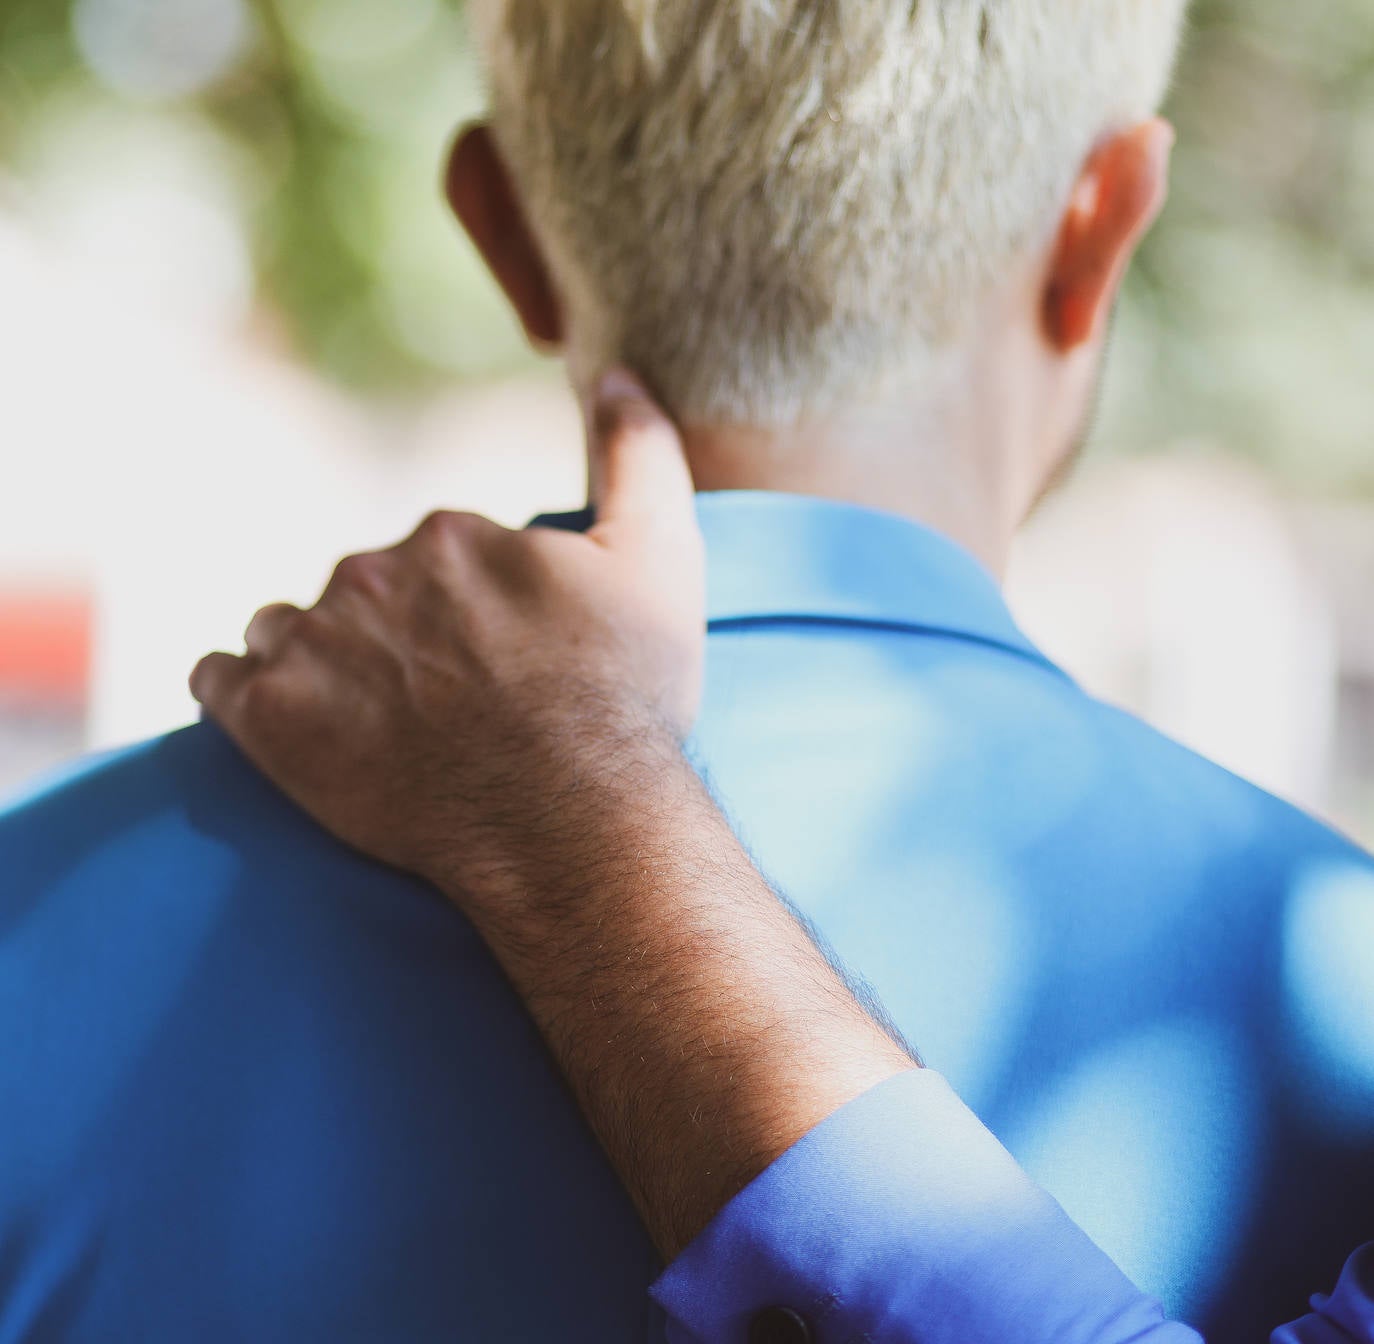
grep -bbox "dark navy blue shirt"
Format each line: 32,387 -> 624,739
2,492 -> 1371,1341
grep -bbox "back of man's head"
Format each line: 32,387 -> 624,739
473,1 -> 1187,426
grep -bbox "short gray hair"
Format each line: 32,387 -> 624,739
475,0 -> 1187,423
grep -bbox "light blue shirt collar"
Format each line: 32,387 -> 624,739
535,490 -> 1066,679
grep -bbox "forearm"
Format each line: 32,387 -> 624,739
469,742 -> 1374,1344
431,726 -> 1198,1343
434,719 -> 915,1259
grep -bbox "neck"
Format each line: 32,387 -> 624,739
675,394 -> 1038,581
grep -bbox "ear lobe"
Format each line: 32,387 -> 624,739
1042,118 -> 1174,352
445,123 -> 564,349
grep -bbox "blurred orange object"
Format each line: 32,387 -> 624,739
0,593 -> 92,708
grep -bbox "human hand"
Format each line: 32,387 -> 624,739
194,372 -> 916,1266
190,371 -> 704,895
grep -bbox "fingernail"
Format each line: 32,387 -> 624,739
595,368 -> 649,407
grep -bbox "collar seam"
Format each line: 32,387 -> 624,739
706,613 -> 1073,684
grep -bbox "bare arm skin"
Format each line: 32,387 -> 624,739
446,712 -> 913,1257
191,373 -> 914,1258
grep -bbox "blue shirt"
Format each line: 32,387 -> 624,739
655,1071 -> 1374,1343
2,492 -> 1371,1341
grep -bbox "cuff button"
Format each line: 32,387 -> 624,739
748,1306 -> 813,1344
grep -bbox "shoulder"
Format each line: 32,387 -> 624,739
0,720 -> 377,887
1090,693 -> 1366,848
4,721 -> 273,829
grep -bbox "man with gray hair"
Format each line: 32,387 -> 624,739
2,3 -> 1371,1341
193,367 -> 1374,1344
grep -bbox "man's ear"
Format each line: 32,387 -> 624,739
445,123 -> 564,349
1042,119 -> 1174,352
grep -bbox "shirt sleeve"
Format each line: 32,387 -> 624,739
650,1068 -> 1201,1344
652,1069 -> 1374,1344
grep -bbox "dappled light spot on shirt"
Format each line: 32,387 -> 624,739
694,638 -> 958,894
1283,861 -> 1374,1135
814,850 -> 1038,1115
908,657 -> 1110,851
1002,1018 -> 1262,1319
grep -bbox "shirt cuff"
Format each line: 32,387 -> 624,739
651,1068 -> 1200,1344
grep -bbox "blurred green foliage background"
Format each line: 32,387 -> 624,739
1,0 -> 1371,487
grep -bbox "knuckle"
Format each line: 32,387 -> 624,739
252,601 -> 295,628
290,607 -> 335,648
328,551 -> 389,600
412,510 -> 497,549
416,509 -> 464,540
245,602 -> 301,650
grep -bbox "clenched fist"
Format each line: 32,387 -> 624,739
190,371 -> 705,896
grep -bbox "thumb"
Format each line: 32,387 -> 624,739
588,369 -> 697,544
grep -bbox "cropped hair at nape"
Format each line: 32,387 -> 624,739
473,0 -> 1187,424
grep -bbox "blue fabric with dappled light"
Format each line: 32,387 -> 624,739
0,491 -> 1371,1342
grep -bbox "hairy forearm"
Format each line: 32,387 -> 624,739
435,718 -> 917,1260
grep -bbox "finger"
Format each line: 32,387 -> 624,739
587,369 -> 698,546
244,603 -> 304,660
189,651 -> 252,714
395,510 -> 506,560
